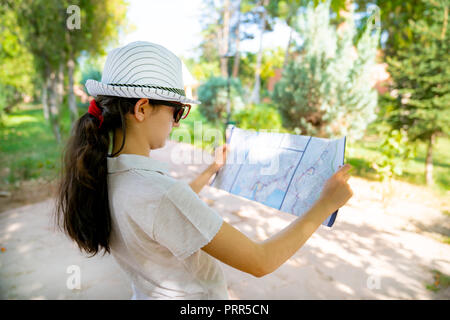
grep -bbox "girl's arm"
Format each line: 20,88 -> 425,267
189,163 -> 219,194
201,164 -> 353,278
188,144 -> 228,194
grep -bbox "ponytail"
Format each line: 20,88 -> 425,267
53,96 -> 140,257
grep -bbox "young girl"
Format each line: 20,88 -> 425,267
54,41 -> 353,300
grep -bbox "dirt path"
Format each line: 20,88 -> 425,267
0,140 -> 449,299
0,177 -> 58,214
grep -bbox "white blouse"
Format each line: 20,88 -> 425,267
106,153 -> 228,299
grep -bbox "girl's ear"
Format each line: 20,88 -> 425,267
134,98 -> 149,122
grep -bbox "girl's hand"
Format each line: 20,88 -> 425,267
318,164 -> 353,213
212,144 -> 229,172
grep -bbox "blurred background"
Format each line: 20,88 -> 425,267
0,0 -> 449,299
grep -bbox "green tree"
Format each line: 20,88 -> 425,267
0,6 -> 35,117
355,0 -> 430,57
196,0 -> 350,105
249,0 -> 349,103
380,0 -> 449,185
272,0 -> 380,139
234,47 -> 284,97
3,0 -> 67,141
64,0 -> 128,127
271,0 -> 303,68
248,0 -> 273,104
2,0 -> 128,142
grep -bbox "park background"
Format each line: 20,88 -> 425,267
0,0 -> 449,299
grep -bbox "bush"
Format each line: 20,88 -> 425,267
232,103 -> 287,132
197,76 -> 245,124
0,83 -> 22,115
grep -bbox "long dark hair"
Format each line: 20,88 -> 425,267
54,95 -> 148,257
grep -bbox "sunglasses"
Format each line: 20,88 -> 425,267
148,99 -> 191,123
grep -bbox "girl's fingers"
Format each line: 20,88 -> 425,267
338,164 -> 352,174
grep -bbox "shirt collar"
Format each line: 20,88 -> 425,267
107,153 -> 169,175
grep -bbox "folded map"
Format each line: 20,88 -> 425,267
210,126 -> 346,227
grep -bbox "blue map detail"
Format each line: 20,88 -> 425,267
263,188 -> 285,209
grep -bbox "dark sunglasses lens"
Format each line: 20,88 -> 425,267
174,107 -> 184,122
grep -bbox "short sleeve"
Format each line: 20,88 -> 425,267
153,180 -> 223,260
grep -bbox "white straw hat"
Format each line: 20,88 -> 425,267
85,41 -> 201,104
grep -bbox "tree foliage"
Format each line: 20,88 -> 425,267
0,0 -> 129,141
272,0 -> 380,139
381,0 -> 449,142
197,76 -> 245,124
378,0 -> 449,185
0,5 -> 35,115
355,0 -> 431,56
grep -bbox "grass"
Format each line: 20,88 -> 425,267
0,103 -> 72,190
1,102 -> 449,196
346,135 -> 450,194
426,269 -> 450,293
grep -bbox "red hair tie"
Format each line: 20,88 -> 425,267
88,99 -> 104,128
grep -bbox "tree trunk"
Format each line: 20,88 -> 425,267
250,0 -> 269,104
283,26 -> 293,69
220,0 -> 231,77
67,53 -> 78,126
47,63 -> 64,143
42,83 -> 49,120
425,133 -> 435,186
47,70 -> 59,142
232,0 -> 241,78
66,32 -> 78,131
55,62 -> 64,141
42,67 -> 50,121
